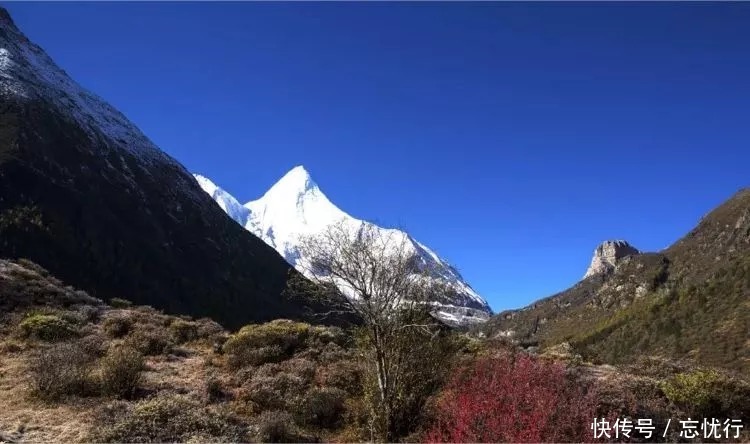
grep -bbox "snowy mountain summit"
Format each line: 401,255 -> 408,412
195,166 -> 492,326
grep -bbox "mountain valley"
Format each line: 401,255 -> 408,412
1,5 -> 749,443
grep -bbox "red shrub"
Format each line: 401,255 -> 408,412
425,352 -> 599,443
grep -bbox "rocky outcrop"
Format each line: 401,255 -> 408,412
583,240 -> 640,279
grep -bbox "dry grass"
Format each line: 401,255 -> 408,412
0,343 -> 94,443
0,260 -> 396,442
0,296 -> 230,443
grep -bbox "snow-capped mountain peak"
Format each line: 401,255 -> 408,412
244,167 -> 349,249
195,166 -> 493,326
261,165 -> 319,198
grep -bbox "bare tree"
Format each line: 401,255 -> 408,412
286,220 -> 451,441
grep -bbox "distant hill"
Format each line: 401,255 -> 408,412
485,188 -> 750,373
0,7 -> 342,329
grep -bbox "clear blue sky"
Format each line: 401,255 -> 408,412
6,2 -> 750,313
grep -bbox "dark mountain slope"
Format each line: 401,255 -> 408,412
0,8 -> 337,329
485,188 -> 750,373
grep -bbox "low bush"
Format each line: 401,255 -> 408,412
78,333 -> 108,357
298,387 -> 347,428
335,398 -> 370,442
223,320 -> 310,368
109,298 -> 133,308
223,319 -> 340,368
90,394 -> 247,442
255,410 -> 304,443
425,352 -> 600,443
251,362 -> 282,378
18,314 -> 79,341
55,307 -> 95,326
16,258 -> 52,277
316,360 -> 362,395
205,376 -> 226,403
237,345 -> 285,367
73,304 -> 101,323
170,319 -> 198,344
661,369 -> 724,413
0,339 -> 23,353
100,345 -> 144,399
281,357 -> 317,383
195,317 -> 225,340
27,342 -> 96,400
316,341 -> 350,363
125,329 -> 173,355
102,316 -> 132,339
240,372 -> 308,412
661,369 -> 750,419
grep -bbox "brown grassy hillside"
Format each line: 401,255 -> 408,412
485,188 -> 750,373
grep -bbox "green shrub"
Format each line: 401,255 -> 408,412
28,342 -> 96,400
661,369 -> 750,418
661,370 -> 723,411
102,316 -> 132,339
170,319 -> 199,344
125,329 -> 173,355
109,298 -> 133,308
222,319 -> 345,368
90,394 -> 247,443
18,314 -> 79,341
100,345 -> 144,399
298,387 -> 347,428
222,320 -> 314,368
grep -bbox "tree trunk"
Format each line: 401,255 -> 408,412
372,325 -> 392,441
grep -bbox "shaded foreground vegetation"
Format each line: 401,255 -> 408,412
1,258 -> 749,442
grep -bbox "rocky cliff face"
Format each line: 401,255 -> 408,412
583,240 -> 641,278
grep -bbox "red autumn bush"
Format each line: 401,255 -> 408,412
425,352 -> 598,443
